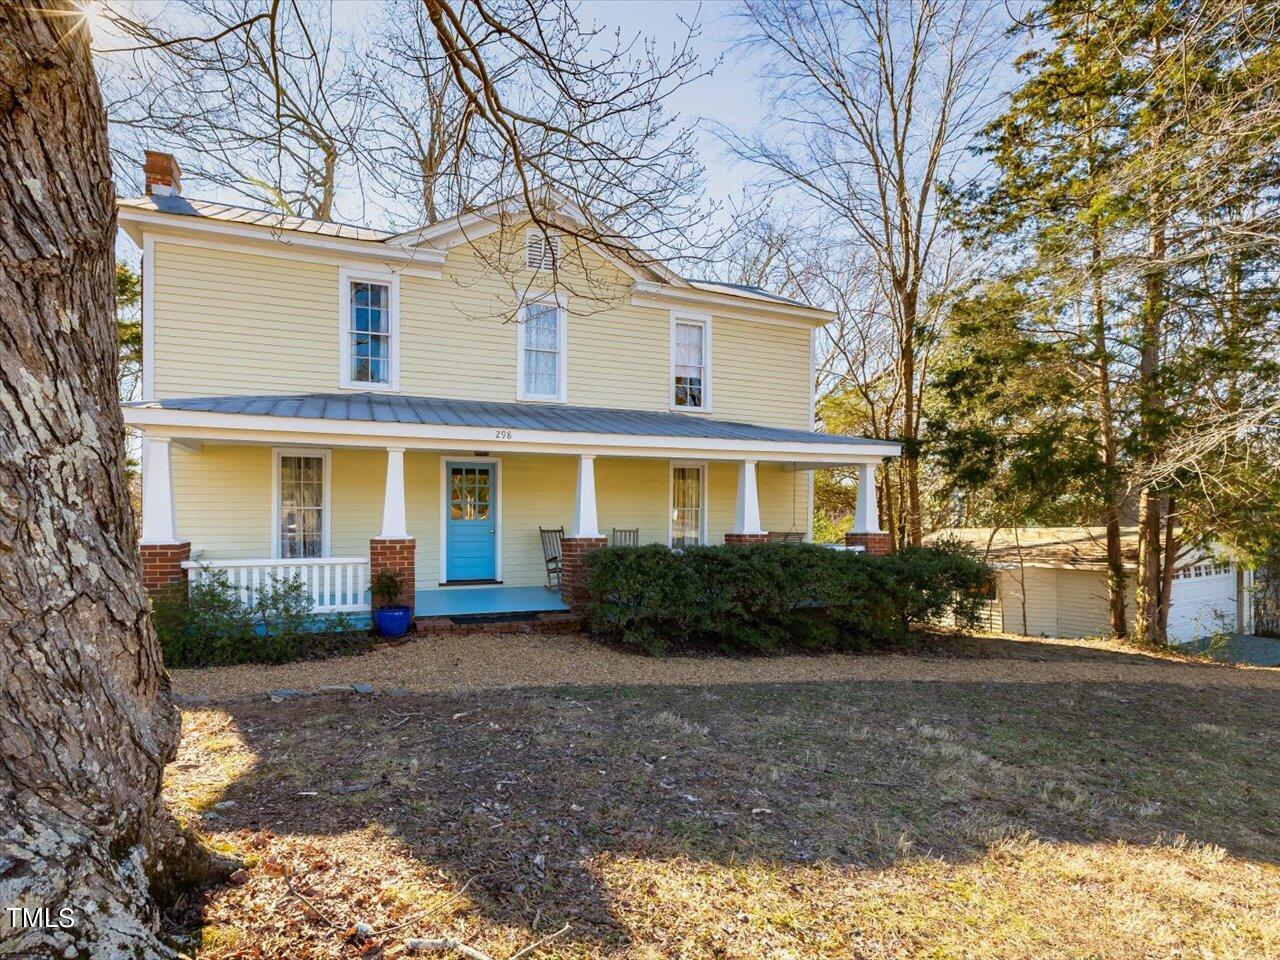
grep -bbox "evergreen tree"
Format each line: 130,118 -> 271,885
932,0 -> 1280,644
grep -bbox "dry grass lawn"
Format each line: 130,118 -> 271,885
164,633 -> 1280,959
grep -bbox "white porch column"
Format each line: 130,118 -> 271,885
732,460 -> 766,535
140,436 -> 178,544
852,462 -> 882,534
379,446 -> 409,539
570,454 -> 600,539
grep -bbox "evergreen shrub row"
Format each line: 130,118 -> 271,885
583,540 -> 991,655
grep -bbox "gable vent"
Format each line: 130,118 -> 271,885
526,231 -> 560,271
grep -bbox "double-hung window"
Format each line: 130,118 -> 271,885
517,296 -> 567,402
671,313 -> 710,410
339,268 -> 399,390
670,463 -> 705,548
274,450 -> 329,558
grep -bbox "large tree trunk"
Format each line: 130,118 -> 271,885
1133,211 -> 1169,645
900,288 -> 923,547
0,5 -> 180,957
1093,247 -> 1127,639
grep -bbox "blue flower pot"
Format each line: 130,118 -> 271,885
374,605 -> 412,638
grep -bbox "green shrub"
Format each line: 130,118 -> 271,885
582,540 -> 991,656
153,569 -> 373,668
370,568 -> 406,608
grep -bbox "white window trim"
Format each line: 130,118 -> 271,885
668,459 -> 709,547
270,447 -> 332,559
515,292 -> 568,403
438,455 -> 503,584
338,266 -> 400,392
669,311 -> 712,412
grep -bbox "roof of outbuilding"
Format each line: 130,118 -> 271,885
132,392 -> 884,447
928,526 -> 1146,570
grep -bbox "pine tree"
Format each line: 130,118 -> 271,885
933,0 -> 1280,644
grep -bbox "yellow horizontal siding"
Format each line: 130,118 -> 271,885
171,444 -> 271,559
595,457 -> 672,544
168,447 -> 814,590
713,316 -> 812,429
757,464 -> 809,538
150,230 -> 812,429
153,243 -> 337,397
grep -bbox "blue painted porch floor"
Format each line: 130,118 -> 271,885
414,584 -> 568,618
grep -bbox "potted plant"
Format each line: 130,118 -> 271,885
370,569 -> 412,638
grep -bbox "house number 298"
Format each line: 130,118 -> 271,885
495,430 -> 513,440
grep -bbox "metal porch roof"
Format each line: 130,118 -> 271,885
133,392 -> 887,448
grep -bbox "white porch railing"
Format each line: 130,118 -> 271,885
181,557 -> 371,613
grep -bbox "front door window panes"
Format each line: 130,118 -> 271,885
450,467 -> 491,520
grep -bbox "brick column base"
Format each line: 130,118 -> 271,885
846,532 -> 893,556
140,542 -> 192,594
724,533 -> 772,546
560,536 -> 607,611
370,538 -> 416,615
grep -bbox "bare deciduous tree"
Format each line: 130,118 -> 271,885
103,0 -> 361,219
727,0 -> 1006,546
356,0 -> 483,226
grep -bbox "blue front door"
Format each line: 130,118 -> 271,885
446,462 -> 496,581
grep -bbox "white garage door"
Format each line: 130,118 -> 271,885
1167,561 -> 1236,643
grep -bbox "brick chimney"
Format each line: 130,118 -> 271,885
143,151 -> 182,197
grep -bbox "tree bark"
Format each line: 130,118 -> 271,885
900,289 -> 923,547
1133,209 -> 1168,645
1092,229 -> 1127,638
0,5 -> 180,957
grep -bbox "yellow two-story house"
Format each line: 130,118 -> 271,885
122,152 -> 898,619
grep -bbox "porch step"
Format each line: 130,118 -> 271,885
414,610 -> 582,636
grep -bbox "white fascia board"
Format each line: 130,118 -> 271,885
631,281 -> 835,328
123,404 -> 902,463
118,208 -> 446,273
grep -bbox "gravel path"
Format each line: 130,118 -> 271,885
170,630 -> 1280,701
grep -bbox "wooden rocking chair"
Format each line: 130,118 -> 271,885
611,527 -> 640,547
540,526 -> 565,590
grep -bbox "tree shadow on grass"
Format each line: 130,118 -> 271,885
172,643 -> 1280,954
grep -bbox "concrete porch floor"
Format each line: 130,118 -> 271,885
414,584 -> 568,618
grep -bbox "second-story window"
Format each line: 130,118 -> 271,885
517,297 -> 566,402
339,268 -> 399,391
671,314 -> 711,410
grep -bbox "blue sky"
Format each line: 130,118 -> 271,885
330,0 -> 768,215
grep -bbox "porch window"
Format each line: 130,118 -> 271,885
518,298 -> 566,401
276,451 -> 328,558
670,464 -> 704,547
339,268 -> 399,391
672,314 -> 710,410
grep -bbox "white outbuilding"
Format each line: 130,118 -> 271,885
929,527 -> 1253,644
